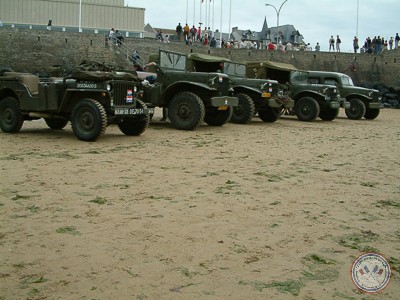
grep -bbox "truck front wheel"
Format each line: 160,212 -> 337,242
364,108 -> 380,120
0,97 -> 24,133
258,107 -> 281,122
204,106 -> 233,126
71,99 -> 107,141
319,108 -> 339,121
230,93 -> 255,124
295,97 -> 320,122
168,92 -> 205,130
118,100 -> 150,136
345,99 -> 366,120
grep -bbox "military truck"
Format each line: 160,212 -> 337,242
247,61 -> 348,122
185,53 -> 294,123
138,49 -> 238,130
306,71 -> 381,120
0,68 -> 151,141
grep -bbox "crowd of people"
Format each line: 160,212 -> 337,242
109,23 -> 400,56
323,33 -> 400,54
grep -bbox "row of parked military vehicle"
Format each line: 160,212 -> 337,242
0,49 -> 381,141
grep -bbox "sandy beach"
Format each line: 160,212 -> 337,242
0,108 -> 399,299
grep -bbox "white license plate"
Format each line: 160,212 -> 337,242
115,108 -> 150,115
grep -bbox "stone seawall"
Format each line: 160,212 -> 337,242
1,28 -> 400,87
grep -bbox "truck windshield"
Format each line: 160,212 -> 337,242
160,51 -> 186,71
341,75 -> 354,86
291,71 -> 308,83
224,62 -> 246,77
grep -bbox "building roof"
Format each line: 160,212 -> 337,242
231,18 -> 304,45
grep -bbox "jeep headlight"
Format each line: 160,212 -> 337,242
107,83 -> 112,92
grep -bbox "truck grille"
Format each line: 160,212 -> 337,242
216,76 -> 230,96
112,81 -> 137,107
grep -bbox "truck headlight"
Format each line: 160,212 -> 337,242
107,84 -> 112,92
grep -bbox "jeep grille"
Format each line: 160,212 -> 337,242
111,81 -> 137,107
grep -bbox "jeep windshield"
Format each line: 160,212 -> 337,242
290,71 -> 308,84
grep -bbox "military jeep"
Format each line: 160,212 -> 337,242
0,68 -> 152,141
306,71 -> 381,120
185,53 -> 294,124
138,49 -> 238,130
247,61 -> 348,122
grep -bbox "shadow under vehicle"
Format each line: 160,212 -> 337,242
0,67 -> 152,141
138,49 -> 239,130
246,61 -> 348,122
185,53 -> 294,124
306,71 -> 381,120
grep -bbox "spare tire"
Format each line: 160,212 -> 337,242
0,67 -> 14,76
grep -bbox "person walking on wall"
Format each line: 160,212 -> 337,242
336,35 -> 341,52
315,42 -> 320,52
329,35 -> 335,52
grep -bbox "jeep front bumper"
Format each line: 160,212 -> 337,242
211,96 -> 239,107
268,97 -> 295,108
368,102 -> 380,109
329,101 -> 340,109
340,99 -> 351,109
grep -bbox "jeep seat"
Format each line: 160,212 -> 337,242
4,72 -> 40,96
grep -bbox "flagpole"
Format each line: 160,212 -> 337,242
228,0 -> 232,41
200,1 -> 202,27
79,0 -> 82,32
220,0 -> 223,47
186,0 -> 188,24
193,0 -> 195,26
212,0 -> 215,35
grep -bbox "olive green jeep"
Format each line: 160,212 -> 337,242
0,66 -> 151,141
185,53 -> 294,124
247,61 -> 348,122
138,49 -> 239,130
306,71 -> 381,120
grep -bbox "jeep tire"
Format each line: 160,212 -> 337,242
0,97 -> 24,133
118,99 -> 150,136
364,108 -> 380,120
230,93 -> 255,124
258,107 -> 281,122
295,97 -> 320,122
204,106 -> 233,126
71,99 -> 107,141
345,99 -> 366,120
319,108 -> 339,121
168,92 -> 205,130
45,118 -> 69,130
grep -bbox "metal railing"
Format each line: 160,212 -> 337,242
107,36 -> 146,69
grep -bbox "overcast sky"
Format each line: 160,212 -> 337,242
125,0 -> 399,52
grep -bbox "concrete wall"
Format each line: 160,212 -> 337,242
1,28 -> 400,87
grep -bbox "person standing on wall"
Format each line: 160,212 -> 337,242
353,36 -> 359,53
176,23 -> 183,41
336,35 -> 341,52
329,35 -> 335,52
